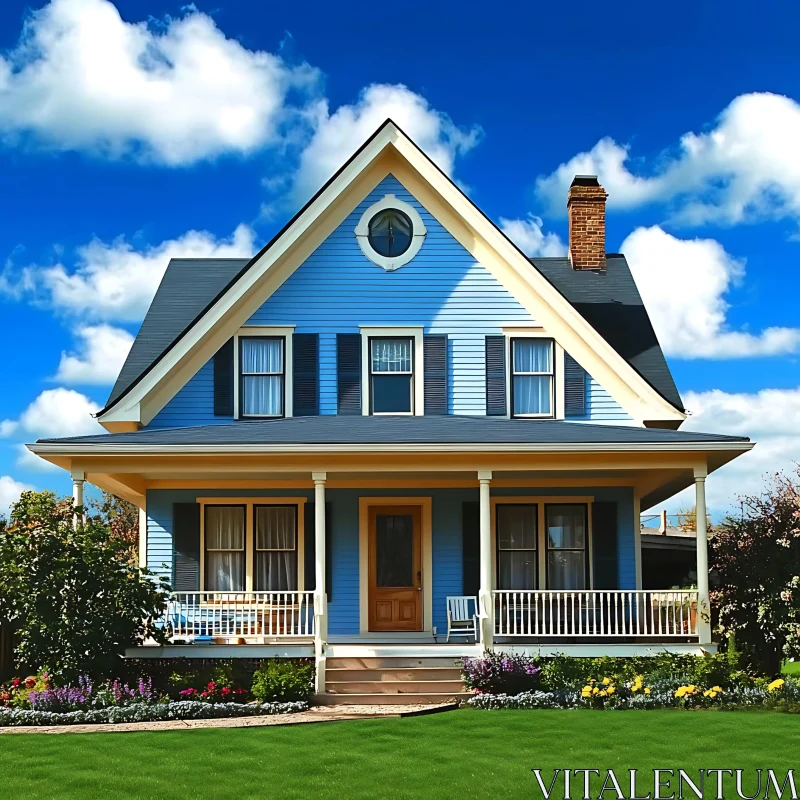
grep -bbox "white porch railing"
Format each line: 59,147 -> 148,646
165,591 -> 315,641
493,590 -> 699,638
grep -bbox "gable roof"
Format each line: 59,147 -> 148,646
109,253 -> 683,414
98,119 -> 686,427
530,255 -> 684,412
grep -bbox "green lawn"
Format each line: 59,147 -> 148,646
1,710 -> 798,799
783,660 -> 800,676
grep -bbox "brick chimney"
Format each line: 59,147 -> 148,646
567,175 -> 608,270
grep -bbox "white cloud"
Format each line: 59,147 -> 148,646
621,226 -> 800,358
0,475 -> 35,517
663,387 -> 800,515
1,388 -> 102,440
3,223 -> 255,322
15,443 -> 60,472
0,0 -> 319,165
499,215 -> 566,258
535,92 -> 800,227
290,83 -> 482,204
53,324 -> 134,384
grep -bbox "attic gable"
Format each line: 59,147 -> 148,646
99,120 -> 685,430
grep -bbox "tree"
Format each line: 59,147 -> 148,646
88,490 -> 139,563
710,470 -> 800,676
0,490 -> 170,681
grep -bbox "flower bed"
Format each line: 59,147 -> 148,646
0,700 -> 309,727
463,653 -> 800,712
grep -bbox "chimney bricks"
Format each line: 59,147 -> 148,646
567,175 -> 608,271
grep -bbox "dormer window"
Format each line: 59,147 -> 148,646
240,337 -> 285,417
511,338 -> 554,418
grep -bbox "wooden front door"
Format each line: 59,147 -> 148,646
368,506 -> 422,631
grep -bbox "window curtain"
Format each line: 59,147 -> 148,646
496,505 -> 537,590
372,339 -> 411,372
205,506 -> 245,591
242,338 -> 283,416
514,339 -> 552,373
547,505 -> 587,590
513,375 -> 552,415
255,506 -> 297,591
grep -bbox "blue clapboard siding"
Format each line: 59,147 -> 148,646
565,370 -> 632,423
146,485 -> 636,638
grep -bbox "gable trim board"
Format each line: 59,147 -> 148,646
97,121 -> 684,431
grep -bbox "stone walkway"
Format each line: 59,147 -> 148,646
0,702 -> 458,735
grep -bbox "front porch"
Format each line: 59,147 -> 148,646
29,418 -> 752,693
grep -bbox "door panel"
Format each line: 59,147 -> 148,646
368,506 -> 422,631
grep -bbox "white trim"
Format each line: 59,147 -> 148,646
358,497 -> 433,634
354,194 -> 427,270
196,497 -> 306,593
32,441 -> 754,456
97,122 -> 685,430
360,326 -> 424,415
234,326 -> 294,420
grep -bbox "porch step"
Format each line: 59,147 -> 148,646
327,667 -> 462,681
326,657 -> 464,669
326,680 -> 466,694
317,693 -> 472,706
321,655 -> 469,703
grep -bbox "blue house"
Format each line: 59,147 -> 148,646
31,121 -> 752,703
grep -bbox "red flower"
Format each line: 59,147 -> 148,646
24,677 -> 36,689
221,686 -> 231,696
12,678 -> 20,688
207,681 -> 216,690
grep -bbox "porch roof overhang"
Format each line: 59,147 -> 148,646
28,417 -> 752,510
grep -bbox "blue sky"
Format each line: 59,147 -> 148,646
1,0 -> 799,513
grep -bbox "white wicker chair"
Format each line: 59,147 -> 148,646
446,595 -> 479,642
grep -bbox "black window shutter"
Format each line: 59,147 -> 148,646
423,335 -> 448,415
337,333 -> 362,415
293,334 -> 319,416
462,501 -> 480,597
304,502 -> 333,602
173,503 -> 200,591
485,335 -> 507,416
592,502 -> 618,589
213,338 -> 234,416
564,353 -> 587,417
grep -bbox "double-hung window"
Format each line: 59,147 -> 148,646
254,505 -> 298,591
512,338 -> 554,417
546,504 -> 588,589
240,337 -> 285,417
496,504 -> 538,590
370,337 -> 414,414
205,505 -> 246,591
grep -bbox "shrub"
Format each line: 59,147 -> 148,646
710,469 -> 800,676
251,659 -> 315,703
462,652 -> 542,695
0,490 -> 170,681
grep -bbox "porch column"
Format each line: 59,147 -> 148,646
478,470 -> 493,649
312,472 -> 328,694
694,466 -> 712,646
71,470 -> 85,529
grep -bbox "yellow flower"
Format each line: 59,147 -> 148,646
675,687 -> 686,698
602,677 -> 612,686
768,679 -> 785,692
703,689 -> 713,698
688,685 -> 696,693
582,685 -> 592,693
592,687 -> 599,695
607,686 -> 616,695
644,688 -> 651,695
599,690 -> 607,697
712,686 -> 723,694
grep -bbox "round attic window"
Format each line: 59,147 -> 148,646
367,208 -> 413,257
354,194 -> 427,271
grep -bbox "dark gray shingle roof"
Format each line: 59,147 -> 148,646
37,416 -> 746,447
530,255 -> 683,412
107,259 -> 250,407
